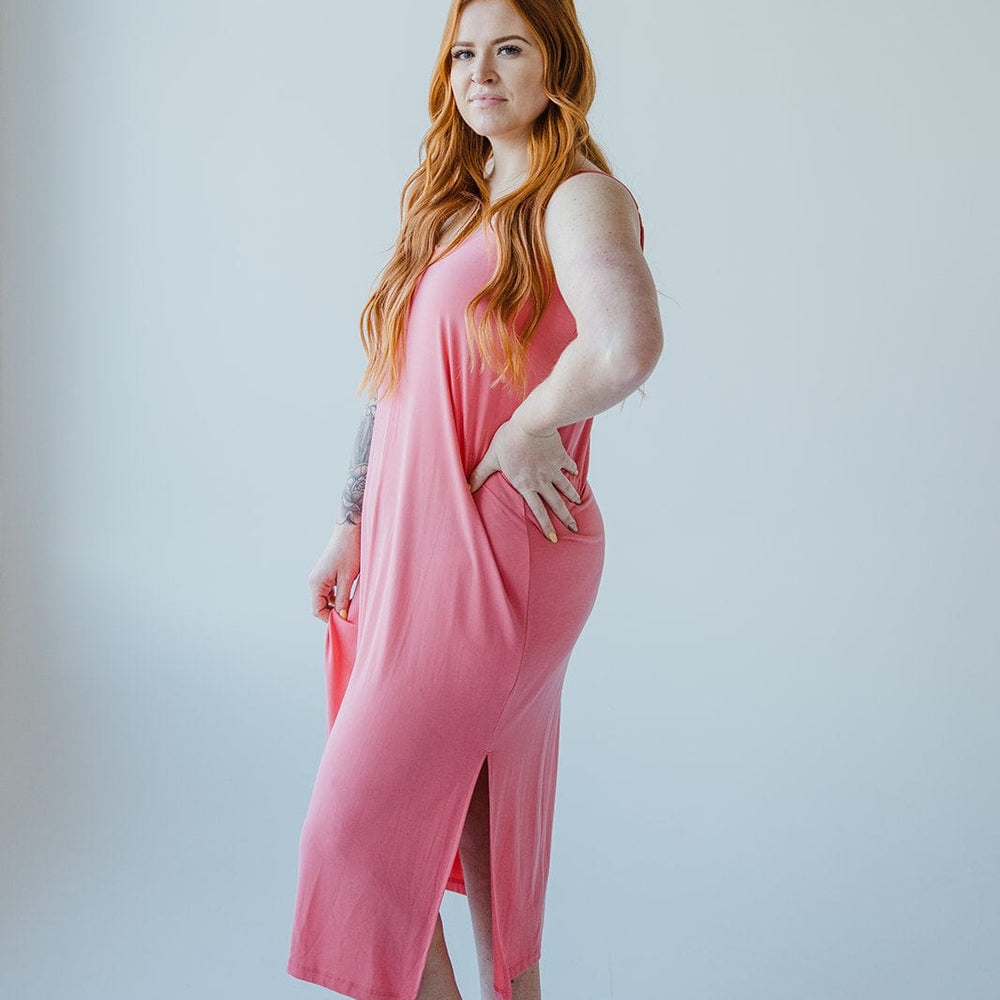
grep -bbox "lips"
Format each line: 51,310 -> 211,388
470,93 -> 505,104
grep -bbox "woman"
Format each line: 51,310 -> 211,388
287,1 -> 663,998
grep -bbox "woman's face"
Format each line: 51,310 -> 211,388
449,0 -> 549,146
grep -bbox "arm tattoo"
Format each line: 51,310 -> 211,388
336,399 -> 377,526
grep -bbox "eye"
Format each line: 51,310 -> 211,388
450,49 -> 472,60
498,44 -> 522,56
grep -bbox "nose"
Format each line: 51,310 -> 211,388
470,57 -> 497,84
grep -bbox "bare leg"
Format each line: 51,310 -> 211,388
416,912 -> 462,1000
511,961 -> 541,1000
460,759 -> 544,1000
459,759 -> 495,1000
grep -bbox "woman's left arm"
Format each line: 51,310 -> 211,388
468,173 -> 664,540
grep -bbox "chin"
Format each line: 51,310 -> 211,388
460,118 -> 497,139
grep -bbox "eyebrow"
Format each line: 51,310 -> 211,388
451,34 -> 532,48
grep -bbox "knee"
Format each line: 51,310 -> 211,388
298,793 -> 367,876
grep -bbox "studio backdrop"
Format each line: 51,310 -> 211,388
1,2 -> 997,999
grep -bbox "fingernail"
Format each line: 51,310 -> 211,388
339,608 -> 348,620
547,531 -> 558,543
568,521 -> 578,532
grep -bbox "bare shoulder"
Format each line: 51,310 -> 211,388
539,168 -> 661,369
544,170 -> 643,261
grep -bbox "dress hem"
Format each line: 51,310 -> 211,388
287,949 -> 542,1000
506,949 -> 542,982
287,958 -> 412,1000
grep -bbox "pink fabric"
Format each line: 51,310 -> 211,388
287,172 -> 644,1000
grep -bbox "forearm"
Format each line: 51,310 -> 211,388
512,331 -> 661,436
335,399 -> 377,526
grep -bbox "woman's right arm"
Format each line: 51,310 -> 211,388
335,398 -> 376,527
307,399 -> 377,622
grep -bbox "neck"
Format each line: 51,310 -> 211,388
485,139 -> 531,197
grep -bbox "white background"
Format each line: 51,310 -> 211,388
2,2 -> 998,998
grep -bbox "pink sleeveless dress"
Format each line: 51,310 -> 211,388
287,172 -> 644,1000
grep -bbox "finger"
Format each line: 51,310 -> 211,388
333,572 -> 352,620
555,471 -> 582,504
468,454 -> 498,494
539,484 -> 579,533
309,572 -> 335,620
314,590 -> 333,623
561,454 -> 580,476
522,491 -> 559,543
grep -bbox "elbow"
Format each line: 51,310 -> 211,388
604,325 -> 663,392
635,327 -> 665,382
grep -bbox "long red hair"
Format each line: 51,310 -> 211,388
358,0 -> 611,399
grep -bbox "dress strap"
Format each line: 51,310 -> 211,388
566,169 -> 645,249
